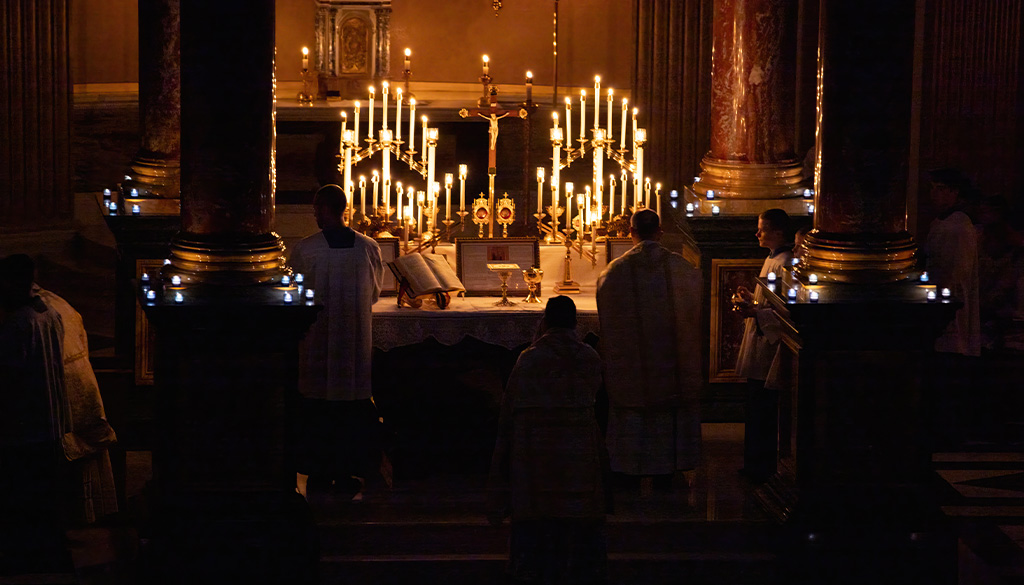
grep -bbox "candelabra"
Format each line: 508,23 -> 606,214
298,68 -> 315,106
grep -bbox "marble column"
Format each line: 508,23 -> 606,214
122,0 -> 181,201
798,0 -> 917,283
166,0 -> 286,286
0,0 -> 73,228
693,0 -> 809,212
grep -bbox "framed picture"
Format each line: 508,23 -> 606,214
604,237 -> 634,264
456,237 -> 541,296
376,237 -> 400,296
709,258 -> 764,383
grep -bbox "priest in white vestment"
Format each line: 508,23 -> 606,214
596,210 -> 702,483
733,209 -> 792,482
288,185 -> 384,494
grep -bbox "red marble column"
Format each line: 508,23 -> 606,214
0,0 -> 73,228
122,0 -> 181,202
166,0 -> 285,286
799,0 -> 917,283
693,0 -> 808,212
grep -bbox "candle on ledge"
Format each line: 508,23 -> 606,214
408,98 -> 416,152
131,204 -> 140,215
808,273 -> 818,284
526,71 -> 533,104
459,164 -> 468,211
404,48 -> 411,72
593,76 -> 601,130
711,204 -> 721,216
445,173 -> 453,220
536,167 -> 545,214
381,81 -> 390,129
174,292 -> 184,304
767,271 -> 777,282
284,291 -> 293,304
579,90 -> 586,139
482,54 -> 489,76
301,46 -> 309,71
395,88 -> 403,141
103,188 -> 111,199
281,275 -> 291,286
620,98 -> 628,151
306,288 -> 315,300
146,289 -> 156,301
809,291 -> 820,303
171,275 -> 181,286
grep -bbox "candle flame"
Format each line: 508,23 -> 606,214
302,47 -> 309,56
608,88 -> 614,97
564,97 -> 571,105
405,48 -> 411,57
409,98 -> 416,106
526,71 -> 533,79
340,111 -> 347,118
355,100 -> 360,108
483,55 -> 490,63
595,75 -> 601,83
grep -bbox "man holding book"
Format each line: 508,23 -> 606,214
289,184 -> 384,498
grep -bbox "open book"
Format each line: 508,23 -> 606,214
388,253 -> 465,309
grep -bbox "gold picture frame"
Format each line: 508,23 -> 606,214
455,237 -> 541,296
604,237 -> 634,264
709,258 -> 764,383
375,236 -> 400,296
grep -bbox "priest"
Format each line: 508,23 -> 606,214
596,210 -> 702,490
288,185 -> 384,497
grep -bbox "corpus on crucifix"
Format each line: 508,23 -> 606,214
459,87 -> 528,238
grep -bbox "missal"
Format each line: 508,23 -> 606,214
388,253 -> 465,309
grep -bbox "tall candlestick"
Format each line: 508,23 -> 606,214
420,116 -> 428,162
565,182 -> 574,234
579,90 -> 586,139
368,87 -> 375,139
343,129 -> 353,208
384,179 -> 391,218
338,111 -> 347,154
620,98 -> 628,150
459,164 -> 468,211
655,182 -> 662,216
371,171 -> 379,210
551,178 -> 559,235
381,82 -> 389,129
408,187 -> 416,229
536,167 -> 545,214
551,126 -> 562,214
359,176 -> 367,215
644,177 -> 651,209
585,185 -> 592,226
301,47 -> 309,71
621,169 -> 628,213
593,76 -> 601,130
526,71 -> 533,104
482,54 -> 489,76
404,48 -> 411,71
417,190 -> 425,235
354,101 -> 361,146
631,108 -> 638,147
576,193 -> 585,235
609,174 -> 616,218
606,90 -> 613,138
408,99 -> 416,153
395,88 -> 403,141
564,97 -> 572,148
396,184 -> 403,223
445,173 -> 453,220
426,127 -> 438,229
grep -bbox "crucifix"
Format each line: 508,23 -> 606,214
460,87 -> 528,238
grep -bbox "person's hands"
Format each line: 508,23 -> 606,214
731,286 -> 757,318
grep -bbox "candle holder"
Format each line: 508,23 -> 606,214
478,77 -> 494,108
298,69 -> 316,106
441,218 -> 456,242
456,209 -> 470,234
553,232 -> 581,294
547,205 -> 564,243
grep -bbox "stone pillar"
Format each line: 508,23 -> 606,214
0,0 -> 73,229
693,0 -> 809,212
166,0 -> 286,286
374,6 -> 391,80
799,0 -> 917,283
122,0 -> 181,201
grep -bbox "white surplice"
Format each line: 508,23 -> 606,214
925,211 -> 981,356
289,228 -> 384,401
596,240 -> 702,474
735,247 -> 792,381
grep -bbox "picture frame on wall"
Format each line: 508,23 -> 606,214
709,258 -> 765,383
375,237 -> 400,296
455,237 -> 541,296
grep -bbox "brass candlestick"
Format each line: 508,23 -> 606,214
553,230 -> 581,294
297,69 -> 315,106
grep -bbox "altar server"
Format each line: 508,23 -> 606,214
289,184 -> 384,495
597,210 -> 702,489
488,295 -> 608,585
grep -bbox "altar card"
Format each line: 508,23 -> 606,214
456,237 -> 540,296
376,237 -> 400,296
604,237 -> 634,263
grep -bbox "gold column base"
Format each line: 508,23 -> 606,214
165,233 -> 288,287
798,231 -> 918,284
123,155 -> 181,199
693,157 -> 809,200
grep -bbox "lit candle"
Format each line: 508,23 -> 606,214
367,87 -> 375,138
408,98 -> 416,153
381,81 -> 389,129
459,164 -> 468,211
384,179 -> 391,218
445,173 -> 453,220
141,272 -> 150,283
585,185 -> 592,226
131,204 -> 140,215
606,89 -> 613,137
620,98 -> 628,151
395,88 -> 403,141
146,289 -> 156,301
787,288 -> 797,300
295,273 -> 304,284
536,167 -> 545,213
707,190 -> 715,200
404,48 -> 411,71
371,171 -> 379,211
282,275 -> 291,286
284,291 -> 293,304
579,90 -> 586,139
808,274 -> 818,284
171,275 -> 181,286
174,292 -> 184,303
551,124 -> 562,212
353,101 -> 361,145
621,169 -> 628,213
655,182 -> 661,216
644,177 -> 651,208
941,287 -> 951,298
130,188 -> 139,198
685,202 -> 695,213
608,173 -> 616,218
711,204 -> 721,215
417,190 -> 425,235
631,107 -> 638,149
767,271 -> 777,282
103,188 -> 111,199
359,176 -> 366,215
803,188 -> 813,199
593,76 -> 601,130
564,97 -> 572,147
920,271 -> 929,283
927,290 -> 936,302
338,111 -> 348,154
301,46 -> 309,71
394,181 -> 402,222
526,71 -> 533,104
306,288 -> 315,300
565,182 -> 574,233
809,291 -> 819,303
482,54 -> 489,76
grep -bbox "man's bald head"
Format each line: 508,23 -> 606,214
630,209 -> 662,242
